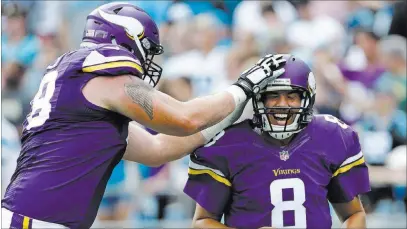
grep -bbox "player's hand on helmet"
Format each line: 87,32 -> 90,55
234,54 -> 286,97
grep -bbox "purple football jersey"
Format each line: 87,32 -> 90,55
2,44 -> 143,228
184,115 -> 370,229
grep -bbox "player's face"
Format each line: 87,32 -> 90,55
263,90 -> 302,126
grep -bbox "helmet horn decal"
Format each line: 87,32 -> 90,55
98,9 -> 146,61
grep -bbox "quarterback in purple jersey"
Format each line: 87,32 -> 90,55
184,55 -> 371,229
1,2 -> 288,229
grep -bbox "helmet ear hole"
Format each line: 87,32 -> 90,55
113,7 -> 123,14
120,43 -> 134,53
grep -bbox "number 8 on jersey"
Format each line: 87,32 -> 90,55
26,71 -> 58,130
270,178 -> 307,228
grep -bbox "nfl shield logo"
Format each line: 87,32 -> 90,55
279,150 -> 290,161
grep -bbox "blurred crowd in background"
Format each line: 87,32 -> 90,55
1,0 -> 406,228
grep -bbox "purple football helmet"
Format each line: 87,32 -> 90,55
252,55 -> 316,140
82,2 -> 163,87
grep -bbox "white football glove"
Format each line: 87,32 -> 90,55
234,54 -> 287,97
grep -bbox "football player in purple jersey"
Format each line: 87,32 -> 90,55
1,2 -> 287,229
183,55 -> 371,229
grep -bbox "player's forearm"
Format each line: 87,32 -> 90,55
123,122 -> 205,167
134,85 -> 245,137
193,218 -> 234,229
182,92 -> 235,132
341,211 -> 366,229
180,86 -> 246,134
149,132 -> 206,166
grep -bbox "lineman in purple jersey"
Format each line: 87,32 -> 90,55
1,2 -> 288,229
184,55 -> 371,229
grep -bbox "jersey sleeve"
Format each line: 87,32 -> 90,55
183,146 -> 232,216
327,127 -> 371,203
81,45 -> 144,77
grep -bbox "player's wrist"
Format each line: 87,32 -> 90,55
226,85 -> 248,106
200,97 -> 247,143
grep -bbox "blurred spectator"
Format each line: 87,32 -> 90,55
285,0 -> 347,64
339,29 -> 385,124
209,44 -> 260,122
346,1 -> 394,37
59,1 -> 108,51
233,1 -> 295,52
159,1 -> 194,56
30,1 -> 64,38
386,145 -> 407,213
312,48 -> 347,117
128,0 -> 172,26
136,163 -> 174,225
353,36 -> 406,211
184,1 -> 230,26
388,0 -> 407,38
365,144 -> 406,214
356,89 -> 405,165
257,2 -> 286,53
1,3 -> 40,126
354,94 -> 403,214
341,29 -> 385,88
375,35 -> 407,112
211,40 -> 259,93
308,1 -> 349,23
98,160 -> 131,222
128,126 -> 181,225
233,0 -> 296,34
233,1 -> 269,39
167,158 -> 195,220
163,13 -> 228,98
2,2 -> 39,91
1,116 -> 21,198
18,35 -> 63,123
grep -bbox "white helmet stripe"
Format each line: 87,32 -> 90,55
98,9 -> 146,60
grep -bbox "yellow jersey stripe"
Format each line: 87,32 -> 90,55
23,216 -> 30,229
332,157 -> 365,177
82,61 -> 143,73
188,168 -> 232,187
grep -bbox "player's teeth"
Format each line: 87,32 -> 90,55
274,114 -> 288,118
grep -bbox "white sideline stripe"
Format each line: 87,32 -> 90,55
339,151 -> 363,167
82,51 -> 140,68
189,160 -> 225,177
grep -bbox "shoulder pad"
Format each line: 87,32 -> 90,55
312,115 -> 362,164
203,120 -> 255,148
81,44 -> 144,77
311,115 -> 353,133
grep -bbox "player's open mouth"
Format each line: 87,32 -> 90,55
273,113 -> 291,121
